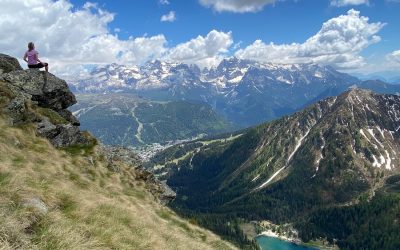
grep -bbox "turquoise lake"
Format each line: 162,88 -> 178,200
256,236 -> 318,250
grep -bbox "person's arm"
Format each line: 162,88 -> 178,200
35,52 -> 42,63
23,52 -> 28,63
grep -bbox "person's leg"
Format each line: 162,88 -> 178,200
36,62 -> 48,72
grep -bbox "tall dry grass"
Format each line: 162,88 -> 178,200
0,115 -> 236,250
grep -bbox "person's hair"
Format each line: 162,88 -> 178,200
28,42 -> 34,51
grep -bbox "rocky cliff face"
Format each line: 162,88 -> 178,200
0,54 -> 90,147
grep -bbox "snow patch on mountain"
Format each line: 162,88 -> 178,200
251,174 -> 260,182
360,129 -> 371,143
385,150 -> 392,170
372,154 -> 383,168
256,128 -> 311,190
367,128 -> 384,148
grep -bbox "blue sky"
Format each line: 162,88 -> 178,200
0,0 -> 399,78
70,0 -> 399,52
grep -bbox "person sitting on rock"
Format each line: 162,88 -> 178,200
23,42 -> 48,72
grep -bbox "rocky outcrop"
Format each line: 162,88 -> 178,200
57,109 -> 80,126
1,69 -> 76,110
101,145 -> 176,204
101,145 -> 142,168
3,93 -> 40,124
0,53 -> 22,74
37,118 -> 91,147
0,53 -> 91,148
159,181 -> 177,205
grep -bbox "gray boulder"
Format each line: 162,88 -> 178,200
0,53 -> 22,74
21,197 -> 48,215
159,181 -> 176,205
37,118 -> 91,147
5,94 -> 39,125
100,145 -> 175,204
57,109 -> 80,126
101,145 -> 142,167
1,69 -> 76,110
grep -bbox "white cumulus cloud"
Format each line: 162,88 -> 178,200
235,9 -> 385,69
330,0 -> 369,6
0,0 -> 168,77
386,50 -> 400,64
161,11 -> 176,22
199,0 -> 277,13
159,0 -> 170,5
166,30 -> 233,68
0,1 -> 390,76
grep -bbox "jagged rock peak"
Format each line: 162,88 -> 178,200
336,87 -> 399,109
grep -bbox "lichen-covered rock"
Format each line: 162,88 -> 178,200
5,95 -> 39,125
159,181 -> 176,205
0,53 -> 22,74
101,145 -> 142,167
57,109 -> 80,126
1,69 -> 76,110
100,145 -> 176,204
37,118 -> 91,147
21,197 -> 48,215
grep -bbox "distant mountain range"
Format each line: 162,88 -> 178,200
147,89 -> 400,249
356,73 -> 400,84
69,58 -> 400,127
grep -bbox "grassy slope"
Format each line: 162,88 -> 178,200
0,114 -> 236,250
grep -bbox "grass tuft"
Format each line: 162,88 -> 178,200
61,137 -> 97,156
0,172 -> 11,187
35,107 -> 68,125
58,193 -> 77,216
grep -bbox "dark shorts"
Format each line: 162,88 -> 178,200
28,62 -> 48,68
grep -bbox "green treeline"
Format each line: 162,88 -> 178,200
297,191 -> 400,250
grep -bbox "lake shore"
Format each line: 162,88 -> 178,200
259,229 -> 302,244
255,220 -> 338,250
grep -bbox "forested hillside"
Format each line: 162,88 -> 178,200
149,89 -> 400,248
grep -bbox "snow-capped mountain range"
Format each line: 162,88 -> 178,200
69,58 -> 400,126
70,57 -> 355,92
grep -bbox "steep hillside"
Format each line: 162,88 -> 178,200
0,54 -> 237,250
70,94 -> 234,147
149,88 -> 400,248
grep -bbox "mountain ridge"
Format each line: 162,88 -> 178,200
165,88 -> 400,206
147,88 -> 400,248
